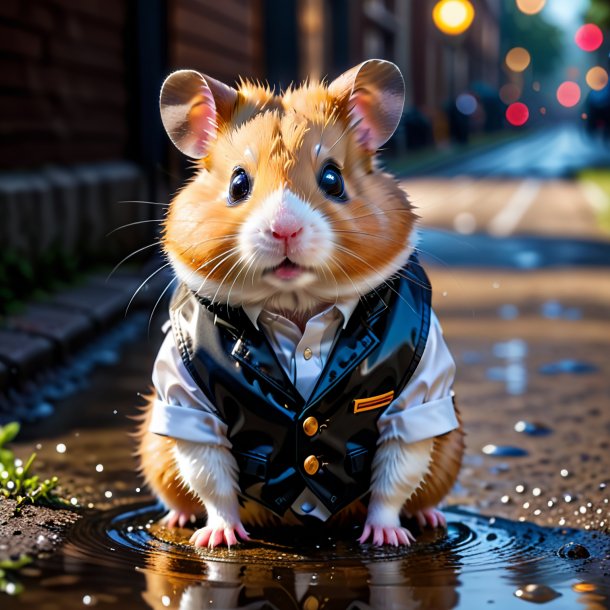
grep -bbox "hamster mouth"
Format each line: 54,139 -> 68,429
266,258 -> 307,281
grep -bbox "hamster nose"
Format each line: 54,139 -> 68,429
269,224 -> 303,241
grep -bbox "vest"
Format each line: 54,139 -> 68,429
169,255 -> 431,519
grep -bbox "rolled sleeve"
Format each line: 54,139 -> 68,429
149,327 -> 230,448
377,311 -> 458,445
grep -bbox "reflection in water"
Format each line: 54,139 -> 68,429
5,503 -> 610,610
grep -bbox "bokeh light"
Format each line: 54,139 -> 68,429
432,0 -> 475,36
575,24 -> 603,52
505,47 -> 531,72
532,81 -> 541,92
515,0 -> 546,15
506,102 -> 529,126
456,93 -> 478,115
556,81 -> 581,108
499,83 -> 522,104
586,66 -> 609,91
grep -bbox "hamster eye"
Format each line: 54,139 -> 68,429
318,163 -> 347,202
228,168 -> 251,205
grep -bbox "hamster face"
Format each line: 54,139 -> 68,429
163,67 -> 416,314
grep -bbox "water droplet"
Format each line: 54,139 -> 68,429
483,444 -> 528,457
83,594 -> 97,606
516,485 -> 526,494
539,360 -> 598,375
532,488 -> 542,497
514,584 -> 561,603
56,443 -> 67,454
95,464 -> 104,472
558,542 -> 590,559
560,469 -> 569,478
498,304 -> 519,320
104,491 -> 113,499
514,421 -> 552,436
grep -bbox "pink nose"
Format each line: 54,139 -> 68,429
271,227 -> 302,240
270,222 -> 303,241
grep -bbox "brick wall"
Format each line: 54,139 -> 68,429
168,0 -> 263,85
0,0 -> 130,169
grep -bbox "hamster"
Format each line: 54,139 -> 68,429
135,60 -> 464,548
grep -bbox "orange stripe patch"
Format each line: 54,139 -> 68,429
353,390 -> 395,414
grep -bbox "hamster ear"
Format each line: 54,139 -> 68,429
329,59 -> 405,152
160,69 -> 238,159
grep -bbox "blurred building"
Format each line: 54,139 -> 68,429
0,0 -> 501,307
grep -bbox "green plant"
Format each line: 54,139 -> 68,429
0,422 -> 72,513
0,555 -> 31,595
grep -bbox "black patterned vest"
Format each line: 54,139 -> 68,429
169,255 -> 431,519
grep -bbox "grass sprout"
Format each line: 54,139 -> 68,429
0,422 -> 72,514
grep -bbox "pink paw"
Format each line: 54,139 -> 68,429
163,510 -> 195,529
189,523 -> 250,548
414,508 -> 446,530
358,523 -> 416,547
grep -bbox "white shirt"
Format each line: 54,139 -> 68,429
149,305 -> 458,449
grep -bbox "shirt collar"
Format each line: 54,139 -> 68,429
242,299 -> 359,330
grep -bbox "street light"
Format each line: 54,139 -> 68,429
432,0 -> 475,36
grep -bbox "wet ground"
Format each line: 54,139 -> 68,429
2,261 -> 609,609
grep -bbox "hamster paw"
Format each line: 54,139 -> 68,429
358,524 -> 416,547
413,508 -> 446,529
163,510 -> 195,529
189,522 -> 250,548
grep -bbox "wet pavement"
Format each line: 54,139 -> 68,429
2,262 -> 609,609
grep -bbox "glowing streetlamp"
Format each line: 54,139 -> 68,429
432,0 -> 475,36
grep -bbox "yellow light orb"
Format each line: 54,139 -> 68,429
433,0 -> 475,36
516,0 -> 546,15
505,47 -> 531,72
586,66 -> 609,91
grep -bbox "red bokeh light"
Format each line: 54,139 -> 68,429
575,24 -> 603,52
506,102 -> 529,126
556,81 -> 581,108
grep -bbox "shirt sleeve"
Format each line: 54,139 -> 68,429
376,310 -> 458,445
148,327 -> 231,448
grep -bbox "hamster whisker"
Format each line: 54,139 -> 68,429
106,218 -> 166,237
334,244 -> 416,316
320,260 -> 340,309
117,200 -> 169,207
192,247 -> 241,298
125,261 -> 174,317
239,252 -> 260,303
107,240 -> 161,280
326,208 -> 413,224
211,254 -> 246,306
226,252 -> 257,307
327,253 -> 367,306
147,274 -> 179,336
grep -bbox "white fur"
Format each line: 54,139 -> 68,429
366,437 -> 434,527
174,440 -> 242,526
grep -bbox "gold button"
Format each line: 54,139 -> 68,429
303,455 -> 320,475
303,347 -> 313,360
302,416 -> 319,436
303,596 -> 319,610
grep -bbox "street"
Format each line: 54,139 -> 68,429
403,126 -> 610,242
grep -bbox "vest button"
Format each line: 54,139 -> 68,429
303,455 -> 320,475
303,347 -> 313,360
302,416 -> 319,436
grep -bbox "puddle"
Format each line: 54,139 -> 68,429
4,503 -> 610,609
